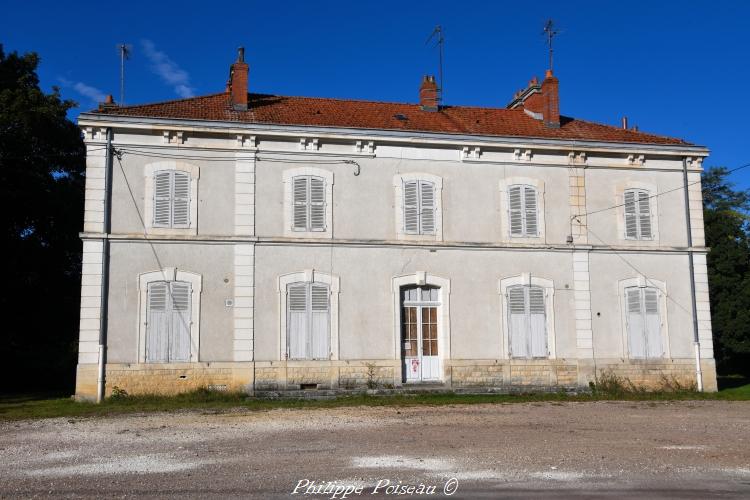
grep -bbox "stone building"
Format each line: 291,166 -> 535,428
74,48 -> 715,400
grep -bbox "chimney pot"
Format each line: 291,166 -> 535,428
237,46 -> 245,63
622,116 -> 628,130
105,94 -> 113,104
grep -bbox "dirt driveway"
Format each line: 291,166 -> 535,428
1,400 -> 749,498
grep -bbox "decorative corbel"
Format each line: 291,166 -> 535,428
237,135 -> 257,148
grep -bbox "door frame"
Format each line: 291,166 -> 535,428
392,272 -> 451,383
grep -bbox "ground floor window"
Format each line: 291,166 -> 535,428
508,284 -> 548,358
625,286 -> 664,358
146,281 -> 192,362
287,282 -> 330,360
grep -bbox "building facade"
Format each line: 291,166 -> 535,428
74,49 -> 716,400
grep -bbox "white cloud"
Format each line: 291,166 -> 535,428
141,39 -> 195,98
58,77 -> 107,103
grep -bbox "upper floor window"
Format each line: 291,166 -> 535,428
403,180 -> 436,235
293,175 -> 326,232
394,173 -> 443,241
507,285 -> 548,358
508,185 -> 539,237
624,286 -> 664,358
624,189 -> 653,240
283,167 -> 333,239
144,162 -> 199,235
153,170 -> 191,228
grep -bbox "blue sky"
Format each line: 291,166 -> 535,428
3,0 -> 748,189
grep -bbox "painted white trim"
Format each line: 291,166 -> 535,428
617,276 -> 671,359
615,181 -> 660,244
282,167 -> 334,239
137,268 -> 203,363
277,270 -> 340,360
393,173 -> 444,241
144,161 -> 200,236
498,176 -> 546,243
497,274 -> 557,359
391,272 -> 451,382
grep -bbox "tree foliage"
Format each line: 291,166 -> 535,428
0,44 -> 85,392
702,167 -> 750,375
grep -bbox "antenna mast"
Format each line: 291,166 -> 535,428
543,19 -> 559,72
426,25 -> 444,104
117,43 -> 131,105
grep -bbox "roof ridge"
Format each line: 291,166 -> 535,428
569,116 -> 688,143
108,91 -> 228,111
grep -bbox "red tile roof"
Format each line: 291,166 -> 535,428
91,92 -> 691,146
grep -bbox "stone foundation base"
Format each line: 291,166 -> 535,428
74,357 -> 718,400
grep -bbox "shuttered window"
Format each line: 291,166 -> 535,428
292,176 -> 326,232
624,189 -> 652,240
403,180 -> 436,235
146,281 -> 192,362
287,282 -> 330,360
508,185 -> 539,237
508,285 -> 548,358
153,170 -> 191,228
625,287 -> 663,358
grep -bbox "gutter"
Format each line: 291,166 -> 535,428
682,157 -> 703,391
96,128 -> 114,403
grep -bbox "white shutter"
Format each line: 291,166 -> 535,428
146,282 -> 169,362
637,190 -> 652,239
509,186 -> 523,236
153,171 -> 172,227
288,284 -> 307,359
528,287 -> 547,357
172,171 -> 190,227
624,190 -> 638,239
310,284 -> 330,359
626,288 -> 646,358
643,288 -> 663,358
508,287 -> 528,358
419,181 -> 435,234
169,282 -> 191,362
403,181 -> 419,234
309,176 -> 326,231
292,177 -> 309,231
524,186 -> 538,236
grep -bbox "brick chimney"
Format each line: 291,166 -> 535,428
541,69 -> 560,128
419,75 -> 439,111
228,47 -> 249,111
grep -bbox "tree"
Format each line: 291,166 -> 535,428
0,44 -> 85,393
702,166 -> 750,376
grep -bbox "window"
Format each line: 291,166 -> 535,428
287,282 -> 330,360
292,175 -> 326,232
508,185 -> 538,237
624,189 -> 652,240
145,281 -> 192,362
138,268 -> 202,364
507,285 -> 548,358
144,162 -> 199,235
283,168 -> 333,238
153,170 -> 191,228
403,180 -> 436,235
625,286 -> 663,359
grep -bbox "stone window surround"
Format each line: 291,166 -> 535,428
393,173 -> 444,241
498,177 -> 546,243
617,276 -> 671,359
144,161 -> 200,236
137,268 -> 203,363
277,270 -> 340,360
615,181 -> 660,244
391,272 -> 451,379
497,274 -> 557,359
282,167 -> 334,239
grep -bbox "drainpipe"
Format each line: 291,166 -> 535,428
682,157 -> 703,392
97,128 -> 114,403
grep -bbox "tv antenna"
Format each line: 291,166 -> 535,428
542,19 -> 559,72
117,43 -> 132,105
426,25 -> 444,104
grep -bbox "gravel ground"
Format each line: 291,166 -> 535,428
1,400 -> 749,499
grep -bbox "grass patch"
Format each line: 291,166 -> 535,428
0,383 -> 748,422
